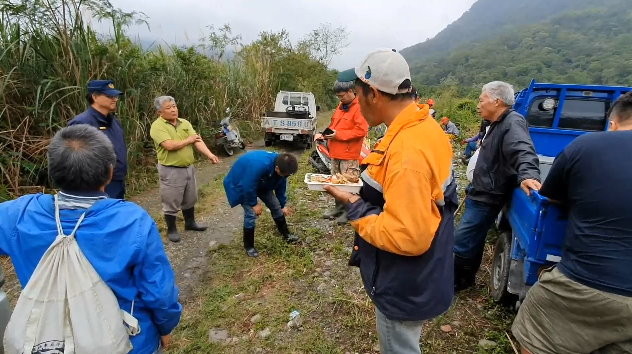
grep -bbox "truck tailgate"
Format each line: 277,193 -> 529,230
262,117 -> 315,130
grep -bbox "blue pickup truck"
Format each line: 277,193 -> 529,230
489,80 -> 632,306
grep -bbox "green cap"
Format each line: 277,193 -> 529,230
337,68 -> 358,82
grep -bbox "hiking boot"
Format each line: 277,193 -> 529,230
243,227 -> 259,257
164,214 -> 181,242
183,207 -> 208,231
454,254 -> 477,292
273,216 -> 300,243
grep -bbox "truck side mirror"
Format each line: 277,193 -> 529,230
316,105 -> 321,112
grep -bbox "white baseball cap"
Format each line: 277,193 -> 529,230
337,49 -> 412,95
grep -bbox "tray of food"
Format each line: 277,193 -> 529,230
304,172 -> 363,193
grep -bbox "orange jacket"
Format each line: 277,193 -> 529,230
349,103 -> 453,256
327,98 -> 369,160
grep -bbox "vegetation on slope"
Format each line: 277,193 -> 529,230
410,2 -> 632,87
401,0 -> 621,67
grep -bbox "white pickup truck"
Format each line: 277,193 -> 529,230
261,91 -> 319,149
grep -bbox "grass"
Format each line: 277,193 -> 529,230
0,1 -> 337,202
167,138 -> 518,353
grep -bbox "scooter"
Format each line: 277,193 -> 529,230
215,108 -> 245,156
308,138 -> 371,174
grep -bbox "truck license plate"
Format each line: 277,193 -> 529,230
280,134 -> 294,141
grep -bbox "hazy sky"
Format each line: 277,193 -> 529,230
102,0 -> 477,70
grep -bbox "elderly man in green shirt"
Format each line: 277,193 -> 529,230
150,95 -> 220,242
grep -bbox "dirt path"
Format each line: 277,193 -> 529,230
129,113 -> 329,301
129,144 -> 255,300
129,139 -> 307,301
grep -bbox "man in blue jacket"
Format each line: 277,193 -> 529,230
68,80 -> 127,199
224,151 -> 299,257
0,125 -> 181,354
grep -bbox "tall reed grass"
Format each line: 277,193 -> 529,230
0,0 -> 336,200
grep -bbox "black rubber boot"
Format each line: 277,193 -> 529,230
183,207 -> 208,231
243,227 -> 259,257
164,214 -> 181,243
273,216 -> 299,243
454,254 -> 477,292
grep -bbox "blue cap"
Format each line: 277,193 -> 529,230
87,80 -> 122,96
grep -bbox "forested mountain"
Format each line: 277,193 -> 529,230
403,0 -> 632,87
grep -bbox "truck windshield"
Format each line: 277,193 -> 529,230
282,94 -> 309,106
527,97 -> 608,131
558,99 -> 608,131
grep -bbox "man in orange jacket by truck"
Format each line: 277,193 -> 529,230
315,80 -> 369,223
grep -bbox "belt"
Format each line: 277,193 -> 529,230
160,164 -> 189,168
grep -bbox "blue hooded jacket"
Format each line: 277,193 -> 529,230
223,151 -> 288,208
0,194 -> 182,354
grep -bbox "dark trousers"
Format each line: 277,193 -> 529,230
106,180 -> 126,199
464,142 -> 478,159
453,197 -> 503,268
242,190 -> 283,229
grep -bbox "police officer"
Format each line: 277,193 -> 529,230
68,80 -> 127,199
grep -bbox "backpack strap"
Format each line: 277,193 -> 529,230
54,194 -> 141,337
121,304 -> 141,336
54,194 -> 86,238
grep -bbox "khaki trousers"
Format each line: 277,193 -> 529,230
512,267 -> 632,354
157,164 -> 198,216
331,159 -> 359,175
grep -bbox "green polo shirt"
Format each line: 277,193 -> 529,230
150,116 -> 197,167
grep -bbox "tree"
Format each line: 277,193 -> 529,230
201,23 -> 242,61
297,23 -> 349,66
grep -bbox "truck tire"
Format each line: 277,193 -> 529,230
490,231 -> 518,306
265,140 -> 273,147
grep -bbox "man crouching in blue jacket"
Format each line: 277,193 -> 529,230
223,151 -> 300,257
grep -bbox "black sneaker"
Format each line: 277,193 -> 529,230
245,247 -> 259,257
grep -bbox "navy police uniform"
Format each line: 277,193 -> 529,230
68,80 -> 127,198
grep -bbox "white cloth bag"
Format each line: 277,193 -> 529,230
466,148 -> 479,182
3,195 -> 138,354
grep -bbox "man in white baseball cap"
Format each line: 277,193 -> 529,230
325,49 -> 456,353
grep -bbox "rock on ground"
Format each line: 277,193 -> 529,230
478,339 -> 497,349
208,328 -> 229,343
258,327 -> 272,339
